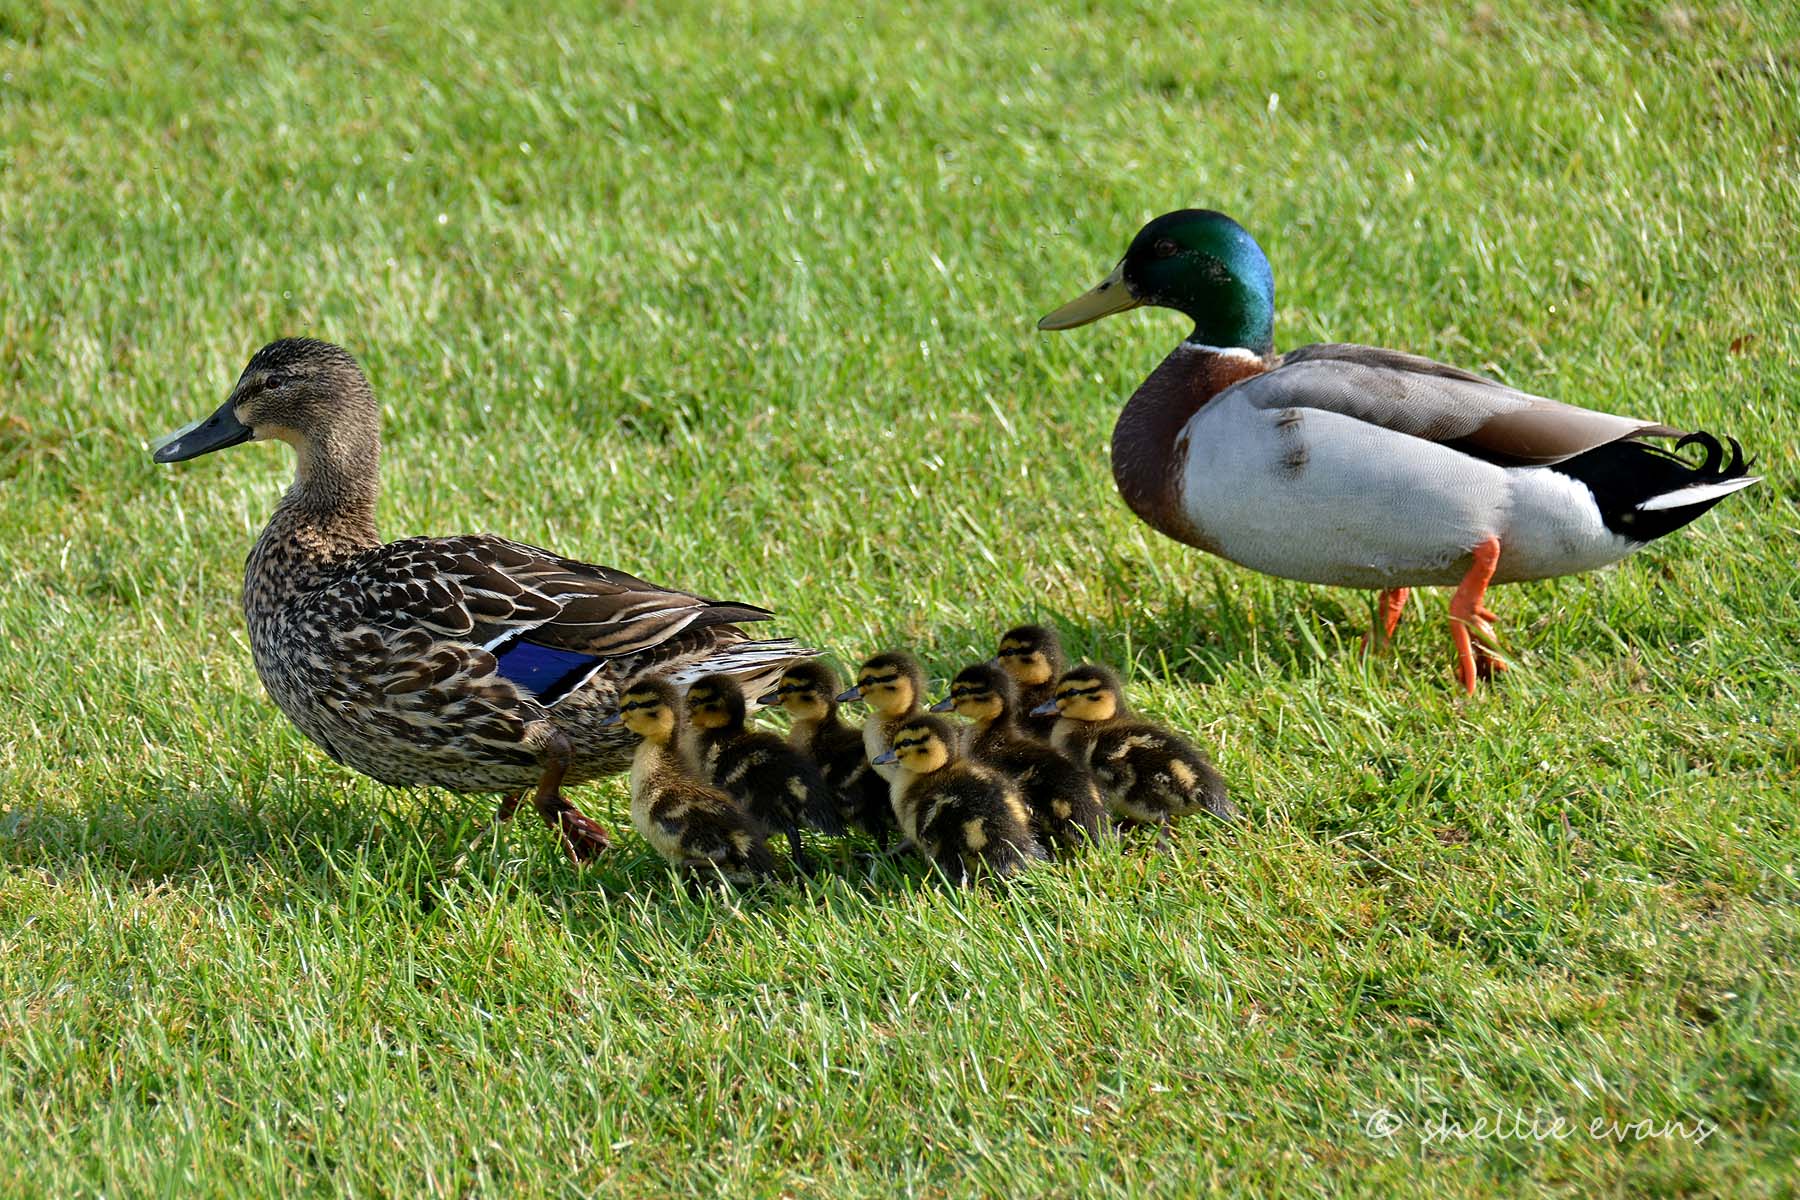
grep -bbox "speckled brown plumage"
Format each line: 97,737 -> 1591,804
158,338 -> 816,862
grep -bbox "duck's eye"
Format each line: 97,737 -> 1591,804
264,373 -> 288,389
1153,239 -> 1178,259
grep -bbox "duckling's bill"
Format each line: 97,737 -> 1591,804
153,399 -> 253,463
1037,261 -> 1140,331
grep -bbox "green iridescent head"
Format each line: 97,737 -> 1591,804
1038,209 -> 1275,354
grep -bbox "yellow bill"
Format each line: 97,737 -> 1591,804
1037,261 -> 1141,330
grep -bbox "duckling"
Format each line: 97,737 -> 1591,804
762,661 -> 900,845
837,651 -> 930,783
932,662 -> 1107,853
994,624 -> 1067,741
873,715 -> 1044,885
1032,665 -> 1236,844
604,676 -> 776,886
683,672 -> 843,873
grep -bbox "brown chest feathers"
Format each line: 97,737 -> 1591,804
1110,344 -> 1268,548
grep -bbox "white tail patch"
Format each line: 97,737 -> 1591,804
663,639 -> 819,710
1637,475 -> 1761,512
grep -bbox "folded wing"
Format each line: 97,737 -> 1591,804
338,534 -> 775,706
1254,343 -> 1681,465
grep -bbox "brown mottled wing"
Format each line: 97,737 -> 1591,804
341,534 -> 771,666
1247,343 -> 1683,466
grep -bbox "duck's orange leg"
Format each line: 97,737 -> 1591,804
1448,537 -> 1505,694
1361,587 -> 1410,654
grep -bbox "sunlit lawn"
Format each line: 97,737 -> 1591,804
2,1 -> 1796,1194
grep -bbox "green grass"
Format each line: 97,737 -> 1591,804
3,0 -> 1798,1194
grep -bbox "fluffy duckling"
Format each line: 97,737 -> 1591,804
932,662 -> 1107,853
683,672 -> 844,872
837,651 -> 930,783
1033,665 -> 1236,842
605,676 -> 776,886
763,661 -> 900,845
994,624 -> 1067,741
873,715 -> 1044,885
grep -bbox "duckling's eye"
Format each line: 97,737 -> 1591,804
1153,239 -> 1179,259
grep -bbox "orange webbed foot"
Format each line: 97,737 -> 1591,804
1448,538 -> 1503,695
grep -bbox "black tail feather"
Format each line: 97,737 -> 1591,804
1555,430 -> 1755,543
1672,430 -> 1752,479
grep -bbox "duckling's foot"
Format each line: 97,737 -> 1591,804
1448,537 -> 1503,695
494,791 -> 523,822
784,826 -> 817,876
1360,587 -> 1410,655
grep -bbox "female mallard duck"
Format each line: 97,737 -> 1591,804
605,676 -> 777,886
932,662 -> 1106,853
152,338 -> 813,862
682,672 -> 844,873
872,715 -> 1043,885
762,661 -> 900,845
1032,664 -> 1235,843
1039,210 -> 1760,692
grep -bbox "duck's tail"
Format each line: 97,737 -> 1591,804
664,637 -> 820,709
1557,431 -> 1759,543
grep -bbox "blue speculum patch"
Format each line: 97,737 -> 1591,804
493,638 -> 601,704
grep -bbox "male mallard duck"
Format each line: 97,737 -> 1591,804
1033,664 -> 1235,843
872,715 -> 1043,885
762,661 -> 900,845
153,338 -> 813,862
932,662 -> 1106,853
604,676 -> 777,886
1039,210 -> 1760,692
683,672 -> 844,873
836,651 -> 929,784
993,624 -> 1066,740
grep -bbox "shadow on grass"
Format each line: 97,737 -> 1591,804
0,768 -> 954,918
0,590 -> 1283,909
